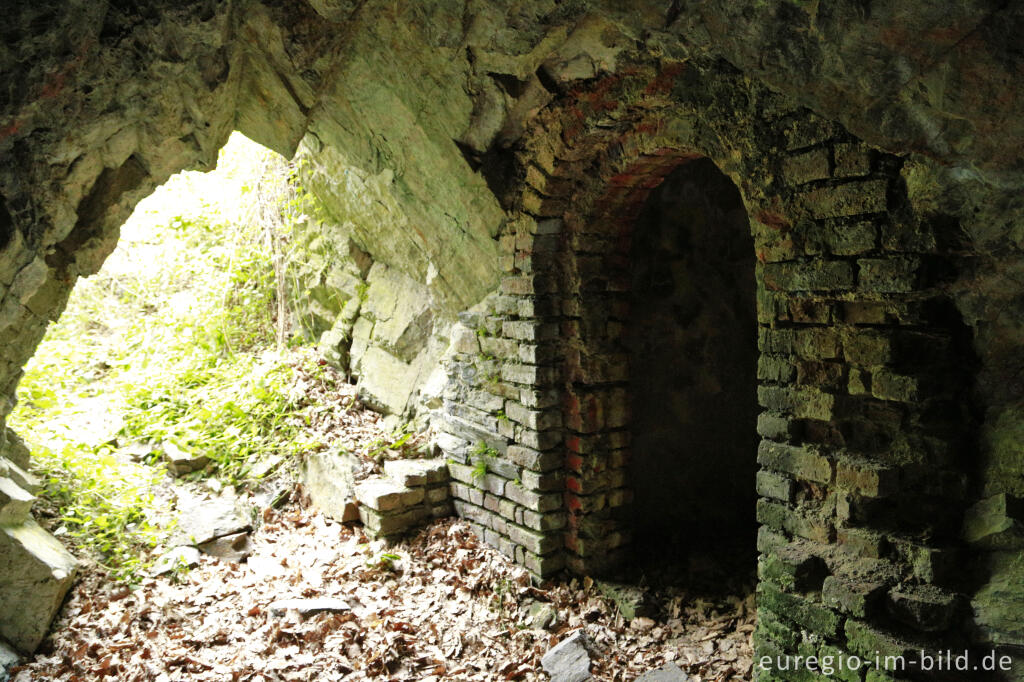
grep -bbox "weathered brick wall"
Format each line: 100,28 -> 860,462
436,57 -> 992,678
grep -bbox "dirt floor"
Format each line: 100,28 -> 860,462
11,501 -> 755,681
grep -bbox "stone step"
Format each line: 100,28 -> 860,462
0,519 -> 78,654
354,478 -> 423,512
382,458 -> 449,487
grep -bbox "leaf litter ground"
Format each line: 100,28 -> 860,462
13,377 -> 754,682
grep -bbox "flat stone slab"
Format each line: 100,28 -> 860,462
197,531 -> 252,562
354,478 -> 423,512
636,662 -> 690,681
171,495 -> 251,546
151,546 -> 201,575
268,598 -> 350,618
541,629 -> 594,682
383,458 -> 449,487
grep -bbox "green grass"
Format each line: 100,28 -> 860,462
9,133 -> 317,581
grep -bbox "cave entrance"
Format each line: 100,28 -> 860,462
625,158 -> 759,583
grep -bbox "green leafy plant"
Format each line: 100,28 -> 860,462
9,132 -> 324,581
471,441 -> 499,482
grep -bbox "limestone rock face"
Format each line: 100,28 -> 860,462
0,520 -> 78,654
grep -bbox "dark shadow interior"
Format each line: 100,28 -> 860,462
625,158 -> 759,581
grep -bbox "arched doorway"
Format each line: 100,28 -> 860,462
626,158 -> 758,565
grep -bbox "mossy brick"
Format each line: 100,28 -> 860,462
836,457 -> 900,497
567,492 -> 607,514
465,389 -> 504,413
488,295 -> 518,316
758,412 -> 797,441
515,230 -> 560,252
762,260 -> 855,292
822,575 -> 887,618
843,620 -> 918,661
517,342 -> 558,364
759,328 -> 841,360
450,481 -> 484,506
497,497 -> 517,520
383,459 -> 449,486
524,550 -> 565,576
451,326 -> 480,354
501,320 -> 559,341
870,369 -> 918,402
606,487 -> 631,508
848,367 -> 871,395
516,426 -> 562,450
784,148 -> 830,185
478,454 -> 518,480
479,336 -> 518,358
759,544 -> 828,591
821,219 -> 877,256
843,331 -> 893,366
520,468 -> 564,492
521,509 -> 567,532
758,581 -> 843,637
788,298 -> 832,324
757,470 -> 795,502
880,221 -> 936,252
505,481 -> 562,512
505,401 -> 561,430
795,360 -> 844,389
754,609 -> 801,650
837,527 -> 886,558
426,486 -> 449,503
431,502 -> 454,518
354,479 -> 423,511
758,525 -> 789,554
857,257 -> 921,293
506,444 -> 562,472
502,363 -> 558,386
758,386 -> 836,421
886,585 -> 960,632
800,180 -> 888,218
758,440 -> 834,483
500,275 -> 556,295
497,417 -> 516,439
447,462 -> 477,485
484,380 -> 520,400
359,506 -> 425,536
833,143 -> 873,177
480,472 -> 507,497
507,523 -> 560,554
757,499 -> 834,543
758,355 -> 796,383
814,644 -> 863,682
757,287 -> 789,323
519,387 -> 560,408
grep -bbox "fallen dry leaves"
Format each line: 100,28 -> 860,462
13,505 -> 754,681
13,361 -> 754,681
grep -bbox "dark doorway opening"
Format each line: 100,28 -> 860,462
625,158 -> 759,585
